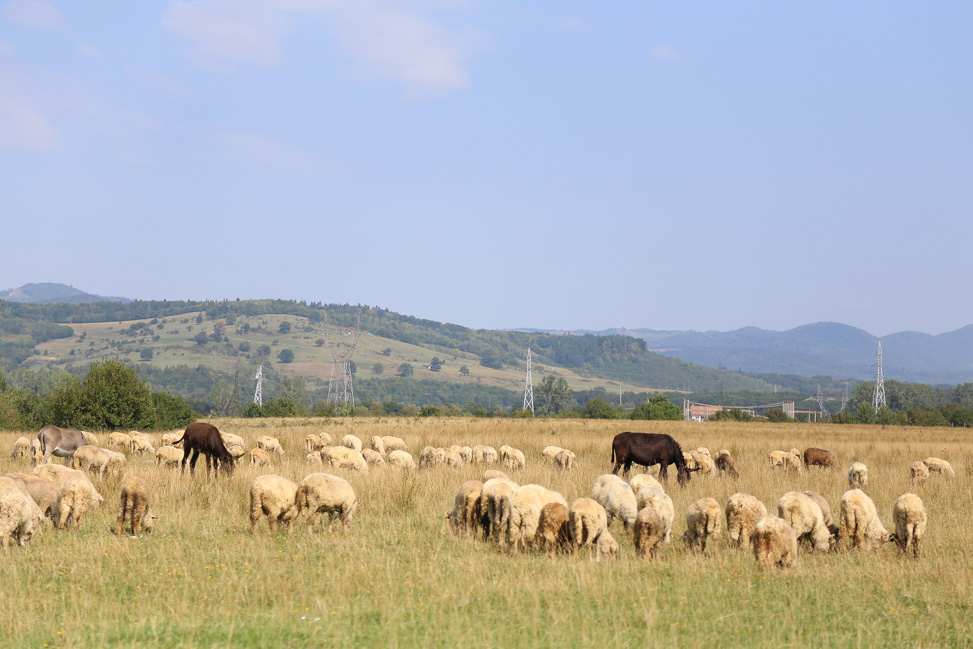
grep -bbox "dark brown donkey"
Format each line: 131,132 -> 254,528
172,422 -> 236,478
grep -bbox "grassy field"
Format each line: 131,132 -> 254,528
24,311 -> 650,395
1,418 -> 971,648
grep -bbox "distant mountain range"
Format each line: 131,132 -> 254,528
2,283 -> 131,305
559,324 -> 973,385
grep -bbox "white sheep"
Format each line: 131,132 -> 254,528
32,464 -> 87,486
129,436 -> 155,456
636,486 -> 675,543
155,445 -> 185,469
72,446 -> 126,481
418,446 -> 446,468
129,431 -> 158,447
481,477 -> 518,543
10,437 -> 30,459
568,497 -> 608,557
81,431 -> 98,446
388,450 -> 416,469
325,446 -> 369,474
536,502 -> 571,554
161,431 -> 184,447
369,436 -> 386,456
296,473 -> 358,530
306,451 -> 324,467
249,447 -> 272,467
106,432 -> 132,451
596,530 -> 618,561
220,431 -> 246,450
459,446 -> 473,464
839,489 -> 892,551
695,447 -> 711,457
1,473 -> 57,520
114,475 -> 155,536
305,434 -> 324,453
633,506 -> 666,559
506,484 -> 567,553
362,449 -> 386,468
381,436 -> 407,452
541,446 -> 564,464
629,473 -> 662,493
725,492 -> 768,548
554,449 -> 577,471
891,493 -> 927,559
472,445 -> 499,464
923,457 -> 955,478
783,452 -> 803,474
591,474 -> 637,530
342,435 -> 363,453
0,486 -> 44,549
752,515 -> 798,571
446,480 -> 483,536
29,439 -> 42,465
249,474 -> 299,533
778,491 -> 833,553
683,497 -> 722,553
482,469 -> 508,481
848,462 -> 868,489
444,451 -> 465,468
911,460 -> 930,485
769,450 -> 787,467
256,435 -> 285,456
501,447 -> 526,471
801,491 -> 834,528
54,475 -> 104,530
227,445 -> 245,461
689,451 -> 716,476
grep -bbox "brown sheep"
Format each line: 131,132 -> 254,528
535,502 -> 571,554
804,447 -> 837,469
715,450 -> 740,479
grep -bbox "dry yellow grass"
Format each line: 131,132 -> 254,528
1,418 -> 971,648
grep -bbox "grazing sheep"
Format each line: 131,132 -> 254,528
923,457 -> 955,478
848,462 -> 869,490
633,506 -> 666,559
554,449 -> 577,471
0,486 -> 44,549
506,484 -> 568,553
369,436 -> 386,456
227,445 -> 245,461
683,497 -> 722,553
459,447 -> 473,463
81,431 -> 98,446
388,450 -> 416,469
783,452 -> 803,474
306,451 -> 324,466
71,447 -> 126,481
536,502 -> 571,554
10,437 -> 30,459
778,491 -> 833,553
130,431 -> 157,446
481,477 -> 518,543
448,445 -> 463,455
54,475 -> 104,530
542,446 -> 565,464
715,450 -> 740,479
362,449 -> 386,467
690,451 -> 716,476
256,436 -> 285,456
325,446 -> 369,474
695,447 -> 711,457
106,432 -> 132,452
501,447 -> 526,471
32,464 -> 87,486
801,491 -> 834,528
305,434 -> 323,453
682,452 -> 698,470
155,445 -> 184,469
769,450 -> 787,467
804,447 -> 837,469
839,489 -> 892,552
342,435 -> 363,453
629,473 -> 662,493
596,530 -> 619,561
381,436 -> 407,452
472,445 -> 499,464
568,497 -> 608,556
591,474 -> 637,530
29,439 -> 42,465
636,486 -> 675,543
419,446 -> 446,468
725,492 -> 768,548
161,431 -> 184,447
249,474 -> 299,533
891,493 -> 927,559
113,475 -> 155,536
219,431 -> 246,450
446,480 -> 483,537
445,451 -> 465,468
249,448 -> 272,467
296,473 -> 358,530
911,460 -> 930,485
752,515 -> 798,571
0,474 -> 58,519
482,469 -> 508,481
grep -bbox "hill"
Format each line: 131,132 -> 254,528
2,282 -> 131,305
576,323 -> 973,384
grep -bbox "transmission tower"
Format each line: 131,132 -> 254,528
253,365 -> 263,406
838,384 -> 851,412
323,312 -> 362,407
873,341 -> 887,411
806,384 -> 833,421
523,348 -> 535,414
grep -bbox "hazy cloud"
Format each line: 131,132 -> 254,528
650,45 -> 683,62
0,97 -> 58,150
164,0 -> 479,91
2,0 -> 71,33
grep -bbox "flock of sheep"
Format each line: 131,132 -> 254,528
0,429 -> 945,573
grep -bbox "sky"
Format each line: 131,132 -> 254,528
1,2 -> 971,338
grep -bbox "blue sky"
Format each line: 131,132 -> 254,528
2,2 -> 971,337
